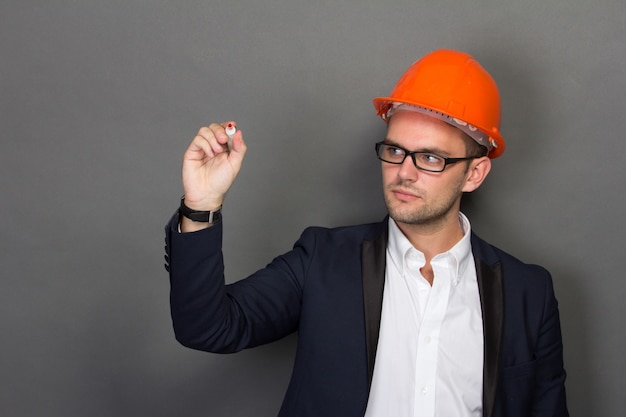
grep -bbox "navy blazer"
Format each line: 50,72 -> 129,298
165,216 -> 568,417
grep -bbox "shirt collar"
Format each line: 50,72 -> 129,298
387,213 -> 474,286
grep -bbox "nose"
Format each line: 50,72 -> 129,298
397,155 -> 419,181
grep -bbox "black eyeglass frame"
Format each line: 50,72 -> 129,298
375,141 -> 480,173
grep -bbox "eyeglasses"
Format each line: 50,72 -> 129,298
375,141 -> 479,173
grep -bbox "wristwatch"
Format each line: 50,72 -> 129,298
179,197 -> 222,223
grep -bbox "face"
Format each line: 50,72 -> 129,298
381,111 -> 476,229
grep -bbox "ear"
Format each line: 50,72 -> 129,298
462,156 -> 491,193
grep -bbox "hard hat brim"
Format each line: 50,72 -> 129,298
373,97 -> 506,159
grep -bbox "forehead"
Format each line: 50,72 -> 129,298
386,110 -> 466,152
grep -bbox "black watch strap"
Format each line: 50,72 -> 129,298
179,198 -> 222,223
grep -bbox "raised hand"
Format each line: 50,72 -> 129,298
180,122 -> 247,231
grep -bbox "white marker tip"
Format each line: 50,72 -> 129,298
225,123 -> 236,150
225,123 -> 236,138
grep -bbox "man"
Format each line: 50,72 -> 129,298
165,49 -> 568,416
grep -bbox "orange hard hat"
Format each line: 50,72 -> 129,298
373,49 -> 505,158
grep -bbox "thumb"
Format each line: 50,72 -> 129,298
229,130 -> 248,163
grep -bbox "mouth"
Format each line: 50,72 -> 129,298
390,187 -> 422,202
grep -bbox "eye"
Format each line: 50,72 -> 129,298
383,145 -> 405,160
416,153 -> 444,166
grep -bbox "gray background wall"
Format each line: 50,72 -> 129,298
1,0 -> 624,416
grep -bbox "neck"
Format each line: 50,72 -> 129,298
396,213 -> 464,286
395,211 -> 465,262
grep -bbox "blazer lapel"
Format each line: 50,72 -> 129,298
361,225 -> 388,385
475,257 -> 504,417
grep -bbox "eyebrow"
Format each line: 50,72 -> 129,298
382,139 -> 452,157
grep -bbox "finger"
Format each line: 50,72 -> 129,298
185,133 -> 215,160
208,121 -> 239,151
198,125 -> 228,154
208,122 -> 232,145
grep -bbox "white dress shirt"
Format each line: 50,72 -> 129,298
364,214 -> 484,417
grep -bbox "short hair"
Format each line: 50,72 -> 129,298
462,132 -> 489,157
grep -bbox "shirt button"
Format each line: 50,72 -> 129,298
424,336 -> 431,343
422,386 -> 429,394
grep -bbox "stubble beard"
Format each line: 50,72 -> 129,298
384,180 -> 464,227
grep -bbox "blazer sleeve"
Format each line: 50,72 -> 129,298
531,272 -> 569,416
165,214 -> 310,353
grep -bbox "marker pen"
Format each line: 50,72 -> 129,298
225,123 -> 236,149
